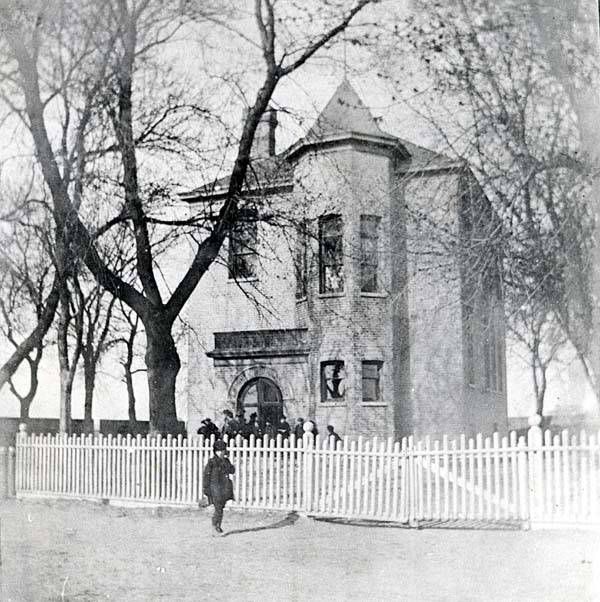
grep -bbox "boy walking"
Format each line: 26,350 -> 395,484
203,439 -> 235,536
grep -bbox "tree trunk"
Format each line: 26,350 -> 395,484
145,325 -> 180,434
20,401 -> 29,420
9,348 -> 42,421
535,366 -> 547,418
58,293 -> 72,434
126,364 -> 137,431
124,356 -> 138,431
122,312 -> 139,431
17,365 -> 38,420
83,356 -> 95,433
58,283 -> 83,434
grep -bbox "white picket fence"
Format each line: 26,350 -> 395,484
11,424 -> 600,527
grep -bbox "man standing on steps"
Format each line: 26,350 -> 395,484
203,439 -> 235,536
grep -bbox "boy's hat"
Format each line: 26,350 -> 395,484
214,440 -> 227,451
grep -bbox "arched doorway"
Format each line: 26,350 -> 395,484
238,377 -> 283,428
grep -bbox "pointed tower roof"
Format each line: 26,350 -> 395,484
285,78 -> 408,161
306,78 -> 395,141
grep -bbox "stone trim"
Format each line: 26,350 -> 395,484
227,364 -> 295,405
207,328 -> 310,360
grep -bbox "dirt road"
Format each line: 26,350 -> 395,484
1,498 -> 598,601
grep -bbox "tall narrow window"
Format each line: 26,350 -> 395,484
496,322 -> 504,392
321,361 -> 345,401
362,361 -> 383,401
483,304 -> 498,391
464,303 -> 475,386
295,221 -> 308,299
319,215 -> 344,294
360,215 -> 380,292
228,211 -> 258,279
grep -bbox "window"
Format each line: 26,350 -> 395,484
295,222 -> 308,299
362,361 -> 382,401
483,303 -> 503,392
319,215 -> 344,294
464,303 -> 475,386
228,212 -> 258,279
496,332 -> 504,392
483,314 -> 496,390
321,361 -> 345,401
360,215 -> 380,292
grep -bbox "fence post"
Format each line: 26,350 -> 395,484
0,447 -> 6,498
517,435 -> 529,522
407,436 -> 418,527
303,430 -> 314,513
16,423 -> 27,495
7,447 -> 15,497
527,414 -> 544,523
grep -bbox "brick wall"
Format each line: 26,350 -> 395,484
296,145 -> 395,439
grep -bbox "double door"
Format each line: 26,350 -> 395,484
239,377 -> 283,429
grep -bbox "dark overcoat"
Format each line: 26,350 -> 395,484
203,455 -> 235,503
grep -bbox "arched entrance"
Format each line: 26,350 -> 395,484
238,377 -> 283,427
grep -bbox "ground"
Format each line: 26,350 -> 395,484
1,498 -> 598,601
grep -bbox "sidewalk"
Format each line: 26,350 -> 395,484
1,498 -> 598,601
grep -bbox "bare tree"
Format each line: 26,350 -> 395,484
531,0 -> 600,400
0,0 -> 377,433
0,258 -> 47,419
508,298 -> 567,418
0,196 -> 60,391
0,197 -> 56,416
377,0 -> 596,406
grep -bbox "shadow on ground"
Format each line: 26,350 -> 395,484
417,518 -> 523,531
312,517 -> 524,531
224,511 -> 300,537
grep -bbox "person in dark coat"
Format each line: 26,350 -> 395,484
264,421 -> 277,440
197,418 -> 220,440
246,413 -> 261,439
327,424 -> 342,446
294,417 -> 305,440
203,439 -> 235,535
241,417 -> 252,439
204,418 -> 220,439
221,410 -> 239,439
277,415 -> 290,439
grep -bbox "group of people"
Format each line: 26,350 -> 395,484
197,410 -> 342,445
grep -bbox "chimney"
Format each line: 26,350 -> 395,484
245,107 -> 277,157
